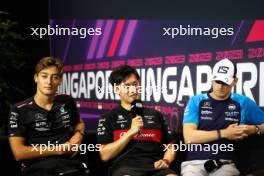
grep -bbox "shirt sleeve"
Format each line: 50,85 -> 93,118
182,96 -> 199,125
69,98 -> 80,127
241,96 -> 264,125
8,105 -> 27,137
96,113 -> 113,144
159,111 -> 175,144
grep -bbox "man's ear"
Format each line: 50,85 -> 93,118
113,85 -> 121,95
58,76 -> 62,85
34,74 -> 38,83
232,77 -> 238,86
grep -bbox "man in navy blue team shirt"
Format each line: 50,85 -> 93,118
181,58 -> 264,176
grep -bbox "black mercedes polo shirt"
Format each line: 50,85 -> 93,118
8,94 -> 80,145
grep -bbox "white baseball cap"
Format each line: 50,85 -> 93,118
211,58 -> 237,85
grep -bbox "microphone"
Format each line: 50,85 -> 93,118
131,100 -> 143,117
131,100 -> 143,136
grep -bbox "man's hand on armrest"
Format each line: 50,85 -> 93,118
9,136 -> 76,161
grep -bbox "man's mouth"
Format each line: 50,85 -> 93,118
216,90 -> 225,94
130,94 -> 138,98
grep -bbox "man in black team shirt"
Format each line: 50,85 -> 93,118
8,57 -> 87,176
181,59 -> 264,176
96,65 -> 177,176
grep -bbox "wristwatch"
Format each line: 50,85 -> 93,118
255,125 -> 261,135
162,159 -> 170,166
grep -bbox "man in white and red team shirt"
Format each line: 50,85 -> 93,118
97,65 -> 177,176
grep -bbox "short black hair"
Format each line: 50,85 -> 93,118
109,65 -> 140,86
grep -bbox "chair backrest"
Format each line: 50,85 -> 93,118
0,136 -> 21,175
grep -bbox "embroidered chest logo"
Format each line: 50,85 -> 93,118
60,104 -> 68,115
34,113 -> 50,131
228,104 -> 236,111
201,101 -> 212,109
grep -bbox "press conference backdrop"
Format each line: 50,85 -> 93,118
49,20 -> 264,131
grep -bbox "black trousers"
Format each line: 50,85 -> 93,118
111,166 -> 176,176
22,158 -> 89,176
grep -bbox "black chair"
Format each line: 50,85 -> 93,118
0,136 -> 21,175
236,134 -> 264,175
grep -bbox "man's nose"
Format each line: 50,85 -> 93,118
129,86 -> 137,93
46,77 -> 52,84
219,84 -> 227,89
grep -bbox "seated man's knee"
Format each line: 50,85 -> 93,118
111,167 -> 136,176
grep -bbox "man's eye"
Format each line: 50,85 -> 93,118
52,76 -> 59,80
